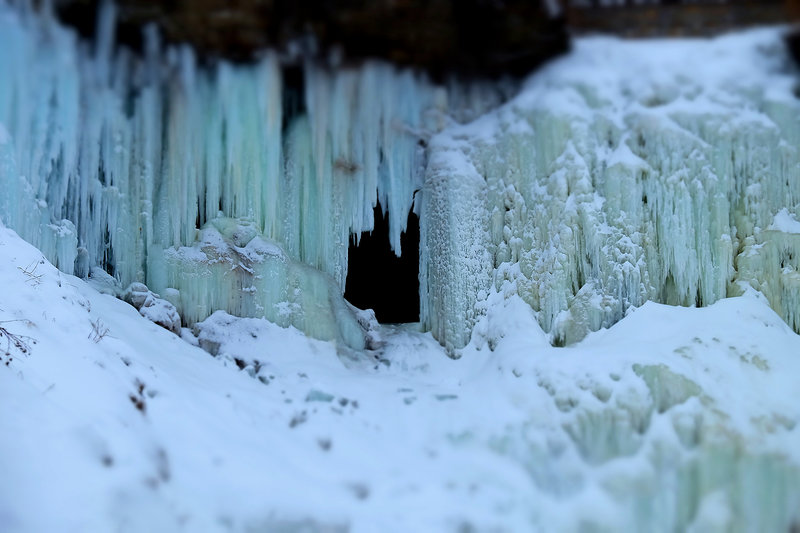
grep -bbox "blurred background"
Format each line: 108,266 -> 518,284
50,0 -> 800,77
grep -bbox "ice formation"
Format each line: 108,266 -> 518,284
148,218 -> 367,349
0,1 -> 798,352
0,2 -> 502,344
422,31 -> 800,351
1,5 -> 800,530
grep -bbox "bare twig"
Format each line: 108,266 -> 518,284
88,318 -> 109,343
0,323 -> 34,361
17,260 -> 43,286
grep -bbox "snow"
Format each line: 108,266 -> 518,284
770,208 -> 800,234
2,219 -> 800,532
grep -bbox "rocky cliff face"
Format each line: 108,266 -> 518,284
52,0 -> 569,78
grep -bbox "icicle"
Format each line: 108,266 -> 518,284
0,2 -> 464,342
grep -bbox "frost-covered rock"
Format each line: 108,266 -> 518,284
123,282 -> 181,334
73,246 -> 89,279
352,306 -> 383,350
123,282 -> 151,309
139,294 -> 181,335
87,266 -> 121,296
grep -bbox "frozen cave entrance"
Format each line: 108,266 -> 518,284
345,204 -> 420,324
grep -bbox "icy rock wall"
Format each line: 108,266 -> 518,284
422,30 -> 800,351
0,2 -> 502,342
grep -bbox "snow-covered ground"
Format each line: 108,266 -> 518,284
2,220 -> 799,531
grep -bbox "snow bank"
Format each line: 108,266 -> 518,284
1,223 -> 799,532
770,208 -> 800,234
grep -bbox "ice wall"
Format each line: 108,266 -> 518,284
0,3 -> 426,283
3,2 -> 797,354
0,2 -> 503,343
422,30 -> 800,351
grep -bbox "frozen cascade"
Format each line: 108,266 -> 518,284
1,7 -> 800,529
422,30 -> 800,351
1,1 -> 799,353
0,2 -> 503,345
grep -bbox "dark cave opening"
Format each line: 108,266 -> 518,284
345,203 -> 420,324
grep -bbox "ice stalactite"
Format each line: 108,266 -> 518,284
0,2 -> 504,346
422,31 -> 800,351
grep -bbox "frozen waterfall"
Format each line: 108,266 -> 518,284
0,2 -> 502,348
0,2 -> 798,354
422,31 -> 800,352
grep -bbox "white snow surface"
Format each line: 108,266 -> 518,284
2,221 -> 799,531
770,208 -> 800,234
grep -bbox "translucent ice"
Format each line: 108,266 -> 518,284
0,3 -> 500,341
1,2 -> 798,355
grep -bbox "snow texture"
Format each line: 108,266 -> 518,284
1,219 -> 799,532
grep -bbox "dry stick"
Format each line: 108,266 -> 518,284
0,321 -> 33,356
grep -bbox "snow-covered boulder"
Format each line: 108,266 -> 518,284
123,282 -> 181,335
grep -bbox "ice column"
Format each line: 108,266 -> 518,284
0,2 -> 492,344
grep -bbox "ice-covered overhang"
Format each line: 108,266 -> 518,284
52,0 -> 569,79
